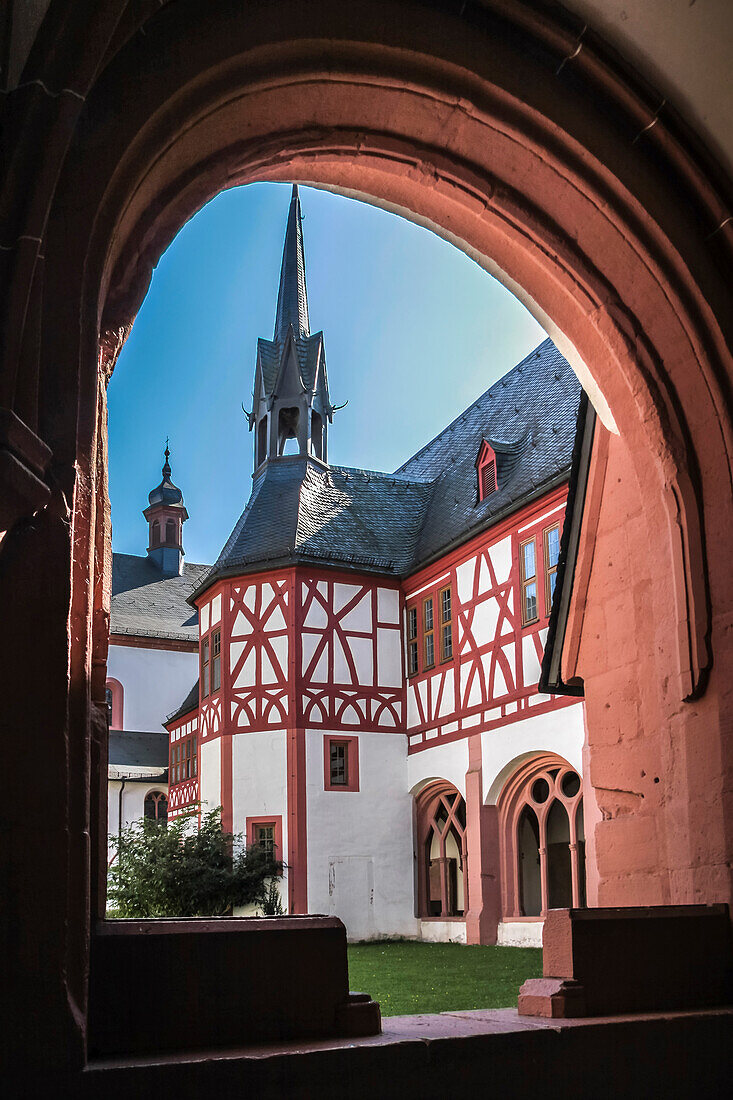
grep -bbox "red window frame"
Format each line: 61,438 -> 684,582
170,730 -> 198,786
519,537 -> 539,625
323,734 -> 360,792
543,524 -> 561,615
246,815 -> 283,871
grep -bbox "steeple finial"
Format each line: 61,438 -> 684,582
163,437 -> 171,477
274,184 -> 310,343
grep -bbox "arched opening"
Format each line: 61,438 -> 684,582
498,753 -> 585,919
144,791 -> 168,825
277,407 -> 300,455
518,805 -> 541,918
165,518 -> 176,545
151,520 -> 161,547
416,781 -> 467,920
5,1 -> 730,1078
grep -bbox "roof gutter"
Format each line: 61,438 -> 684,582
539,392 -> 595,696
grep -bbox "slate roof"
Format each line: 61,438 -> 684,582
166,680 -> 200,724
108,729 -> 170,769
111,554 -> 209,642
274,185 -> 310,343
395,338 -> 581,565
192,339 -> 581,598
256,331 -> 326,398
190,458 -> 435,598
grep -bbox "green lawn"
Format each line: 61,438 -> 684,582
347,940 -> 542,1017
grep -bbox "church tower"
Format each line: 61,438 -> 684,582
248,185 -> 333,470
143,445 -> 188,575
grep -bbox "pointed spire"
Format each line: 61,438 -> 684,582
162,437 -> 171,479
274,184 -> 310,343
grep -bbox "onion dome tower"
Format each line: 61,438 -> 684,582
247,185 -> 334,470
143,444 -> 188,575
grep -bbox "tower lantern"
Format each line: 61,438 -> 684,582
143,444 -> 188,575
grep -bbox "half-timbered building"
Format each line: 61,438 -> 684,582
114,186 -> 585,944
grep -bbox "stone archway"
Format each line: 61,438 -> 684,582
2,0 -> 732,1081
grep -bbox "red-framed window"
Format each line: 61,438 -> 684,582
439,585 -> 453,661
544,524 -> 561,614
406,582 -> 453,675
407,605 -> 419,676
247,815 -> 283,870
211,629 -> 221,692
170,731 -> 198,786
423,596 -> 435,669
201,635 -> 210,697
323,734 -> 360,792
476,440 -> 498,502
519,537 -> 539,625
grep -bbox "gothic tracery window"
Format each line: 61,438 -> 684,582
499,755 -> 586,919
416,782 -> 468,919
144,790 -> 168,825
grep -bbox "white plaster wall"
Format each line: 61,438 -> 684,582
199,738 -> 221,814
498,921 -> 543,948
419,920 -> 467,944
107,644 -> 199,731
407,738 -> 469,800
481,702 -> 585,805
231,730 -> 288,912
306,731 -> 418,940
107,778 -> 168,857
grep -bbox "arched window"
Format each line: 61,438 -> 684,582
415,781 -> 468,919
144,791 -> 168,825
165,518 -> 176,545
476,439 -> 497,501
151,519 -> 161,546
498,754 -> 585,918
105,678 -> 123,729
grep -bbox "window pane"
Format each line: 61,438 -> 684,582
202,663 -> 210,696
523,541 -> 536,579
425,633 -> 434,666
549,571 -> 557,601
330,742 -> 347,785
212,655 -> 221,692
442,623 -> 452,660
441,588 -> 451,623
546,526 -> 560,567
257,825 -> 275,858
407,606 -> 417,640
525,582 -> 537,621
424,598 -> 433,631
408,640 -> 418,675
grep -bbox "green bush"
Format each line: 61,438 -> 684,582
108,806 -> 282,918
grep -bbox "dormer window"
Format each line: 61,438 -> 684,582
476,440 -> 498,502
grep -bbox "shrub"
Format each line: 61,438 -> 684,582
108,806 -> 282,918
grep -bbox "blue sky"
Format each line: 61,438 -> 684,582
109,183 -> 546,566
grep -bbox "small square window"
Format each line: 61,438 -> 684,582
324,735 -> 359,792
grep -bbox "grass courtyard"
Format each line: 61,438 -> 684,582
346,940 -> 542,1017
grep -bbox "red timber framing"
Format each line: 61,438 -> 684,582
404,486 -> 573,754
165,706 -> 200,822
190,566 -> 402,914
